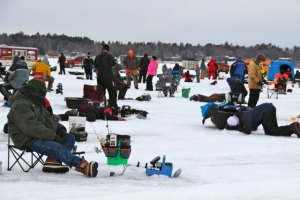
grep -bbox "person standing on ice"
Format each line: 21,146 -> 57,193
230,57 -> 245,81
82,51 -> 94,80
123,49 -> 139,89
207,57 -> 217,80
57,52 -> 66,75
200,59 -> 206,79
7,79 -> 98,177
94,44 -> 118,109
247,53 -> 266,107
138,53 -> 150,83
145,56 -> 158,91
195,63 -> 200,83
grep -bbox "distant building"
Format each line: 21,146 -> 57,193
182,59 -> 199,70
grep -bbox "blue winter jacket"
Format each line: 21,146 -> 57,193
233,57 -> 245,77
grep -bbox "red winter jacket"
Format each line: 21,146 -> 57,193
208,58 -> 216,72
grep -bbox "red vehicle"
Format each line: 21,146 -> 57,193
0,44 -> 39,67
216,62 -> 230,74
65,55 -> 85,68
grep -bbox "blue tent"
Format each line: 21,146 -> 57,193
267,60 -> 294,81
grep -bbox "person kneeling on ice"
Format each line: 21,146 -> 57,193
225,103 -> 300,138
7,79 -> 98,177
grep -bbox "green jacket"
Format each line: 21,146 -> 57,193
200,61 -> 206,70
123,56 -> 138,71
7,91 -> 62,150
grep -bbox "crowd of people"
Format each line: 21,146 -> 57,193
1,47 -> 299,179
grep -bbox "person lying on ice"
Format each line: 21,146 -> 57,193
190,78 -> 247,102
7,79 -> 98,177
225,103 -> 300,138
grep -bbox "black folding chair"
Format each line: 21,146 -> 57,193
7,134 -> 44,172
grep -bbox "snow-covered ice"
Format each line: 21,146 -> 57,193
1,58 -> 300,200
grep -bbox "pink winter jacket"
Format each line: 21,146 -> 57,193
147,60 -> 158,76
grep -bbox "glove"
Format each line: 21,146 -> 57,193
257,81 -> 263,86
263,80 -> 269,85
56,125 -> 67,140
53,135 -> 63,144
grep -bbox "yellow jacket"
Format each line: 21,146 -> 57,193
31,61 -> 51,77
247,61 -> 262,89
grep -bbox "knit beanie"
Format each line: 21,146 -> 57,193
102,44 -> 109,51
27,79 -> 47,92
128,50 -> 134,58
18,79 -> 47,106
227,115 -> 240,126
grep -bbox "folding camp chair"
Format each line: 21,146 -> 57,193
83,84 -> 104,106
7,134 -> 44,172
267,81 -> 279,99
155,74 -> 173,97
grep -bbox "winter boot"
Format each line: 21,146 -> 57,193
42,156 -> 69,173
189,95 -> 197,101
75,157 -> 98,177
288,122 -> 300,138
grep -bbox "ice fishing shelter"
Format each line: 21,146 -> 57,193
267,60 -> 294,81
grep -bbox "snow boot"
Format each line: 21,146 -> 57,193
42,156 -> 69,173
75,157 -> 98,177
189,95 -> 198,101
288,122 -> 300,138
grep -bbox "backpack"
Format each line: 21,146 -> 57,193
201,102 -> 229,126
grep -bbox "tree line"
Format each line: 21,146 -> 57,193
0,31 -> 299,64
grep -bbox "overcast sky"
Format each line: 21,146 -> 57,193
1,0 -> 299,48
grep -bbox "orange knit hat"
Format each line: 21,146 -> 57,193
128,50 -> 134,58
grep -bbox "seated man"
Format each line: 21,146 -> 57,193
31,58 -> 55,91
274,70 -> 288,93
7,79 -> 98,177
113,60 -> 129,100
0,56 -> 30,100
225,103 -> 300,138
